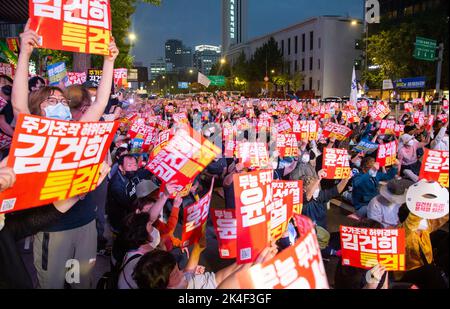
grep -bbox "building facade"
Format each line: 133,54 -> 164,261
165,39 -> 193,71
194,45 -> 222,75
224,16 -> 363,98
221,0 -> 248,55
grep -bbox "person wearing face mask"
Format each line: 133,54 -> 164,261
289,150 -> 317,180
117,211 -> 164,289
300,169 -> 351,229
106,155 -> 153,235
394,205 -> 449,289
352,157 -> 399,218
398,133 -> 430,182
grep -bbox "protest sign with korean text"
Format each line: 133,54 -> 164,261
211,209 -> 237,259
236,142 -> 269,169
0,63 -> 14,78
369,103 -> 391,120
0,114 -> 118,214
113,68 -> 127,88
419,149 -> 449,187
321,122 -> 352,141
238,215 -> 329,289
406,180 -> 449,220
234,170 -> 273,264
67,72 -> 87,85
181,180 -> 214,247
292,120 -> 319,141
88,68 -> 103,85
340,226 -> 406,271
146,127 -> 220,193
47,61 -> 68,86
276,134 -> 299,158
353,139 -> 379,154
376,141 -> 397,167
29,0 -> 112,56
379,120 -> 395,135
322,148 -> 351,179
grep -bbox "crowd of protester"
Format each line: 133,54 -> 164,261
0,23 -> 448,289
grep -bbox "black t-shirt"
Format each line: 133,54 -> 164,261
0,100 -> 14,125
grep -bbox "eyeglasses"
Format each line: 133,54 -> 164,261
45,97 -> 70,106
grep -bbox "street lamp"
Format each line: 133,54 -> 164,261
351,20 -> 358,26
189,69 -> 194,74
220,58 -> 226,65
271,69 -> 275,74
128,32 -> 137,42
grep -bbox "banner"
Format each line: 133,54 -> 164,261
236,142 -> 269,169
6,38 -> 20,54
47,61 -> 68,86
376,141 -> 397,168
369,103 -> 391,120
198,72 -> 211,87
0,114 -> 118,214
211,209 -> 237,259
146,127 -> 220,192
353,139 -> 379,154
292,120 -> 319,141
234,170 -> 273,264
113,68 -> 128,88
181,180 -> 214,247
340,226 -> 406,271
322,148 -> 351,179
419,149 -> 449,187
67,72 -> 87,85
29,0 -> 112,55
0,63 -> 15,78
276,134 -> 299,158
379,120 -> 395,135
321,122 -> 352,141
238,215 -> 329,289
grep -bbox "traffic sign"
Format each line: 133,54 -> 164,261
208,75 -> 226,86
414,36 -> 437,61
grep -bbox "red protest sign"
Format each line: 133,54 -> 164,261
321,122 -> 352,141
376,141 -> 397,168
276,134 -> 299,158
0,63 -> 14,78
141,128 -> 158,153
0,132 -> 12,151
425,115 -> 435,131
146,127 -> 220,192
172,112 -> 188,124
234,170 -> 273,264
277,119 -> 292,134
211,209 -> 237,259
0,114 -> 118,214
413,111 -> 425,126
181,180 -> 214,247
67,72 -> 87,85
340,226 -> 406,271
404,103 -> 414,113
379,120 -> 395,135
236,142 -> 269,169
127,119 -> 152,139
6,37 -> 20,54
292,120 -> 319,141
419,149 -> 449,187
113,68 -> 127,88
322,148 -> 351,179
369,103 -> 391,120
270,181 -> 302,241
29,0 -> 112,56
238,215 -> 329,289
394,124 -> 405,137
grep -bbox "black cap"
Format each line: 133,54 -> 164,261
82,80 -> 99,89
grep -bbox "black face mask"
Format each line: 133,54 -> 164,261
124,171 -> 136,179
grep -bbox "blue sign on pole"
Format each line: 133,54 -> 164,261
394,77 -> 426,89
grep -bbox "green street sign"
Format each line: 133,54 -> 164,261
414,36 -> 437,61
208,75 -> 226,86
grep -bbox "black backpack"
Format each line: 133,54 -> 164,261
96,254 -> 142,289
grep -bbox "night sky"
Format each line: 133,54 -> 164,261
132,0 -> 363,66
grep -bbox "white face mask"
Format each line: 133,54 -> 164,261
271,160 -> 278,170
44,103 -> 72,121
354,160 -> 361,168
301,154 -> 310,164
150,227 -> 161,248
417,219 -> 429,231
369,169 -> 378,178
407,139 -> 415,147
91,96 -> 96,103
313,188 -> 320,200
0,214 -> 5,232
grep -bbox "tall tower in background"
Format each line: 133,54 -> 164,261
222,0 -> 248,55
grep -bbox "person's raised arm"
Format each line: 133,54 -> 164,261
80,39 -> 119,122
148,181 -> 178,224
184,228 -> 207,273
12,19 -> 37,118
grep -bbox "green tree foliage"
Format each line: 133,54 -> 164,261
247,37 -> 283,81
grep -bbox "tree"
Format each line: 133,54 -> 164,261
289,72 -> 304,93
247,37 -> 283,82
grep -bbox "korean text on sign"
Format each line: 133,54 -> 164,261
29,0 -> 112,55
238,215 -> 329,289
0,114 -> 118,214
146,127 -> 220,192
211,209 -> 237,259
321,122 -> 352,141
181,180 -> 214,247
234,170 -> 273,264
376,141 -> 397,167
322,148 -> 351,179
237,142 -> 269,169
276,134 -> 299,158
419,149 -> 449,187
340,226 -> 406,271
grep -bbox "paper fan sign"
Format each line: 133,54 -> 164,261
406,180 -> 449,220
